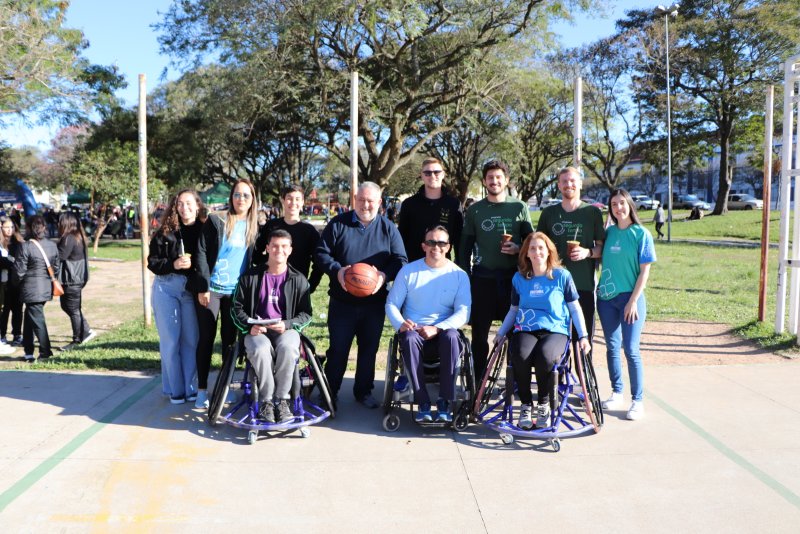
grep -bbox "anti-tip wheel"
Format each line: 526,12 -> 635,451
550,438 -> 561,452
382,414 -> 400,432
500,433 -> 514,445
247,430 -> 258,445
453,413 -> 469,432
299,426 -> 311,438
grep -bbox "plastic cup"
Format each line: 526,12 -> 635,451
566,240 -> 580,255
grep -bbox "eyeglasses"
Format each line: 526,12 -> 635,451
422,170 -> 444,177
233,192 -> 252,200
424,240 -> 449,248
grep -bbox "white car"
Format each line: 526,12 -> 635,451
632,195 -> 659,210
727,193 -> 763,210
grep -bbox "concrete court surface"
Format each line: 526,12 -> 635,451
1,360 -> 800,533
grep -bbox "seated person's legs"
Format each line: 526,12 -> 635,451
399,329 -> 431,421
435,328 -> 461,422
531,333 -> 569,427
510,332 -> 537,429
270,329 -> 301,422
244,333 -> 276,422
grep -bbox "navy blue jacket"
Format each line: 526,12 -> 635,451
314,211 -> 407,305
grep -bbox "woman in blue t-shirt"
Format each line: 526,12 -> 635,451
194,178 -> 260,408
496,231 -> 591,431
597,189 -> 657,421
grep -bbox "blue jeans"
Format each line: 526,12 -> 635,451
597,292 -> 646,402
325,297 -> 385,400
152,274 -> 199,399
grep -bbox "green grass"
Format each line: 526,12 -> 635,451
89,239 -> 145,262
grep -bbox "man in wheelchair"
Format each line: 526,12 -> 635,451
385,225 -> 471,422
232,229 -> 312,424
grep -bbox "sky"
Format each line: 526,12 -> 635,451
1,0 -> 646,150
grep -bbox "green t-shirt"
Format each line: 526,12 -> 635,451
597,224 -> 657,300
536,202 -> 606,292
459,197 -> 533,276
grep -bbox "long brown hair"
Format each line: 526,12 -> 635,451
0,215 -> 23,248
225,179 -> 258,247
608,188 -> 642,226
58,211 -> 88,246
159,189 -> 208,236
518,231 -> 563,280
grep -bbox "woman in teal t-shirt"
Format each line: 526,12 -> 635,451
597,189 -> 656,421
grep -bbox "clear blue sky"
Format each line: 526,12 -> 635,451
2,0 -> 645,150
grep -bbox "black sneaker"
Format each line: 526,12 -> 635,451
11,336 -> 23,347
276,399 -> 294,423
258,401 -> 276,423
60,343 -> 78,352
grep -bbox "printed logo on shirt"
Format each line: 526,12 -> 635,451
480,217 -> 497,232
439,208 -> 450,226
529,282 -> 545,298
597,269 -> 616,299
515,308 -> 538,330
269,286 -> 280,305
553,221 -> 582,240
610,240 -> 621,254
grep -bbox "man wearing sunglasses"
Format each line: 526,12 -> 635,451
458,159 -> 533,378
386,226 -> 471,423
398,158 -> 463,262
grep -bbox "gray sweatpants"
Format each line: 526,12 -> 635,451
244,329 -> 300,401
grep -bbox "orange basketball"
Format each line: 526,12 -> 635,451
343,263 -> 379,297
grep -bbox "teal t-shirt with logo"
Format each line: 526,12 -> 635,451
597,224 -> 657,301
459,197 -> 533,275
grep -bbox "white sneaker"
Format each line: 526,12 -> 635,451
627,400 -> 645,421
518,404 -> 533,430
535,402 -> 551,428
195,390 -> 209,409
81,330 -> 98,344
602,392 -> 624,410
0,343 -> 15,354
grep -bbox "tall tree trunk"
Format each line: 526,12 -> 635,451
713,127 -> 732,215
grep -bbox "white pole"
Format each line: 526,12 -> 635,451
665,13 -> 673,243
350,71 -> 359,209
776,61 -> 793,332
138,74 -> 151,327
573,76 -> 582,173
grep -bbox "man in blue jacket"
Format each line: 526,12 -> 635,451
315,182 -> 407,408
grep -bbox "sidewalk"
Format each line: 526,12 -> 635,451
1,353 -> 799,532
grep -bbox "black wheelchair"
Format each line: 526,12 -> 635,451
381,329 -> 476,432
473,334 -> 603,452
207,332 -> 335,444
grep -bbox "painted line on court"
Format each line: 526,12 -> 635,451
647,389 -> 800,511
0,376 -> 159,514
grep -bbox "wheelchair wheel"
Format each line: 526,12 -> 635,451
574,347 -> 603,432
208,344 -> 237,426
473,339 -> 507,416
382,335 -> 399,414
382,413 -> 400,432
307,347 -> 336,418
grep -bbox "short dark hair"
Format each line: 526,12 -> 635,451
482,159 -> 509,179
26,215 -> 47,240
424,225 -> 449,240
268,229 -> 292,244
281,185 -> 304,199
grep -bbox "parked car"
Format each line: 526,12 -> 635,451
538,198 -> 561,209
631,195 -> 659,210
673,194 -> 711,211
727,193 -> 763,210
581,197 -> 607,210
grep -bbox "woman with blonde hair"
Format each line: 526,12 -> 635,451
194,178 -> 259,408
495,231 -> 590,430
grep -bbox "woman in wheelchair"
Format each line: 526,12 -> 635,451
231,229 -> 312,424
495,232 -> 591,430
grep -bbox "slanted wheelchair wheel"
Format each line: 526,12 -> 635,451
453,409 -> 469,432
574,347 -> 603,432
248,430 -> 258,445
307,347 -> 336,418
382,336 -> 398,414
473,340 -> 507,416
208,345 -> 237,426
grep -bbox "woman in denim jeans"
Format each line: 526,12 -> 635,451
596,189 -> 656,421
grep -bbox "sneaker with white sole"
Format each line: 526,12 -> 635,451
535,402 -> 551,428
81,330 -> 97,344
602,392 -> 624,410
23,354 -> 35,362
170,396 -> 185,405
0,343 -> 15,355
627,400 -> 645,421
195,390 -> 209,409
518,403 -> 533,430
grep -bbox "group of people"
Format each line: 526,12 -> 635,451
0,212 -> 95,362
147,159 -> 655,428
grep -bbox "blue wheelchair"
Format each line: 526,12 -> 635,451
473,334 -> 603,452
207,333 -> 335,444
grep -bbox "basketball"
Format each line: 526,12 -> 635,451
343,263 -> 379,297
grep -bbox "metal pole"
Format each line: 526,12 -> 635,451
138,74 -> 151,327
665,13 -> 673,243
776,60 -> 793,332
758,85 -> 774,322
573,76 -> 582,173
350,70 -> 359,209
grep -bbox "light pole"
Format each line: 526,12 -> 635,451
656,3 -> 679,242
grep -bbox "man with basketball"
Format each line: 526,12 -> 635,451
386,226 -> 471,422
232,229 -> 312,423
315,182 -> 407,409
458,159 -> 533,379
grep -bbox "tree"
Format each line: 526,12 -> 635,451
619,0 -> 800,214
158,0 -> 582,187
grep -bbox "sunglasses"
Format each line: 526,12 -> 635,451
424,240 -> 449,248
422,170 -> 444,177
233,192 -> 252,200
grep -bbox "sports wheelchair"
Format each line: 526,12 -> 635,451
207,332 -> 335,444
473,334 -> 603,452
381,329 -> 475,432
